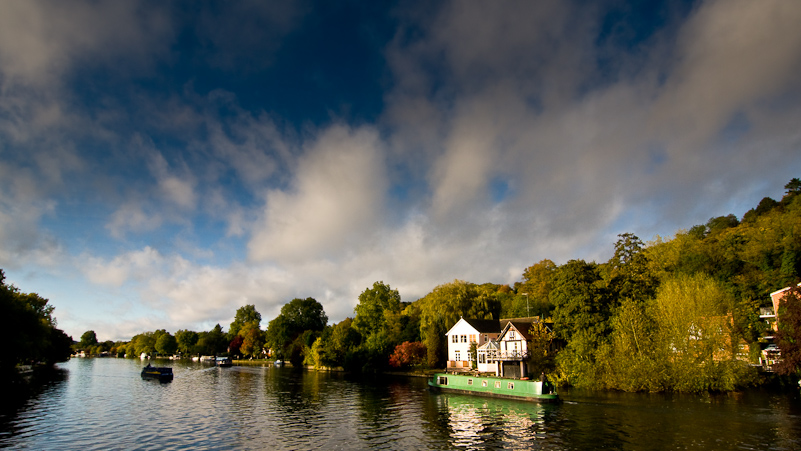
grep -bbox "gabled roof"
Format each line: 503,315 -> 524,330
477,340 -> 500,351
445,317 -> 501,335
499,320 -> 548,341
463,318 -> 501,333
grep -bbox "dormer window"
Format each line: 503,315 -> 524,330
509,331 -> 515,340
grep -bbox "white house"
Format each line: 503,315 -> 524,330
444,317 -> 500,371
494,321 -> 534,378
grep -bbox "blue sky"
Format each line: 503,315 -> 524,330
1,0 -> 800,341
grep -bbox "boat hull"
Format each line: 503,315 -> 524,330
141,367 -> 174,382
428,373 -> 559,403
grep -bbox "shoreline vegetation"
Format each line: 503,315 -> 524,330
7,178 -> 801,393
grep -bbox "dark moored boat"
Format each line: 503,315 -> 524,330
215,356 -> 232,367
141,364 -> 173,382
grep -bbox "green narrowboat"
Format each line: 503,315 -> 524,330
428,373 -> 559,403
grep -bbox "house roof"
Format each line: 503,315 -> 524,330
461,318 -> 501,333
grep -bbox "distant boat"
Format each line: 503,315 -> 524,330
215,356 -> 232,367
141,364 -> 173,382
273,360 -> 284,367
428,373 -> 559,403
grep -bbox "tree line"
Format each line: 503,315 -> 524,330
82,177 -> 801,391
0,269 -> 73,381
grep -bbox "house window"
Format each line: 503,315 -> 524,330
494,381 -> 501,388
461,335 -> 467,343
455,351 -> 461,361
484,334 -> 488,342
509,331 -> 515,340
452,335 -> 458,343
478,353 -> 485,364
470,334 -> 476,343
508,382 -> 515,390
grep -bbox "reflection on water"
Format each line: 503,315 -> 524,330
434,394 -> 557,449
1,358 -> 800,450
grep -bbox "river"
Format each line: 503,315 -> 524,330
1,358 -> 800,450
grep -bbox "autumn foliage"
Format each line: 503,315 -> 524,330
388,341 -> 427,369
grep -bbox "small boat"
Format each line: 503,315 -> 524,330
215,356 -> 232,367
273,360 -> 284,367
428,373 -> 559,403
141,364 -> 173,382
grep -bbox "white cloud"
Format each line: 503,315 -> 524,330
248,125 -> 388,262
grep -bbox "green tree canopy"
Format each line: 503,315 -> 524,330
229,304 -> 262,339
353,281 -> 401,334
155,332 -> 178,356
80,330 -> 98,349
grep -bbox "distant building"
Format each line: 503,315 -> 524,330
760,283 -> 800,371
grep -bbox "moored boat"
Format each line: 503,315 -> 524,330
428,373 -> 558,403
215,356 -> 232,367
140,364 -> 173,382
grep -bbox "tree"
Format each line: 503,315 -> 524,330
239,322 -> 265,358
80,330 -> 99,350
785,178 -> 801,195
774,286 -> 801,377
517,259 -> 556,317
388,341 -> 427,369
155,332 -> 178,356
175,329 -> 199,355
229,304 -> 262,339
265,298 -> 327,360
353,281 -> 401,334
551,260 -> 611,342
605,233 -> 657,304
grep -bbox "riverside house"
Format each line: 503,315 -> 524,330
445,318 -> 501,371
447,317 -> 554,378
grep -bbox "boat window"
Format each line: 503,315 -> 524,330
438,376 -> 448,385
494,381 -> 501,388
467,379 -> 473,385
508,382 -> 514,390
482,380 -> 488,387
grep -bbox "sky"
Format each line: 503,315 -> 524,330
1,0 -> 800,342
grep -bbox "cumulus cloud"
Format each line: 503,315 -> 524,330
248,125 -> 388,262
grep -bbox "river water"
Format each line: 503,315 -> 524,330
1,358 -> 800,450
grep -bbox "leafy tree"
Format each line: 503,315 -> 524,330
353,281 -> 402,334
155,332 -> 178,356
175,329 -> 199,355
80,330 -> 99,350
551,260 -> 611,342
319,318 -> 360,367
0,271 -> 73,377
527,322 -> 556,377
785,178 -> 801,195
388,341 -> 427,369
265,298 -> 327,360
229,304 -> 262,339
515,259 -> 556,318
774,286 -> 801,377
239,322 -> 265,358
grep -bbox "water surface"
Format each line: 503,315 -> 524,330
1,358 -> 799,450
